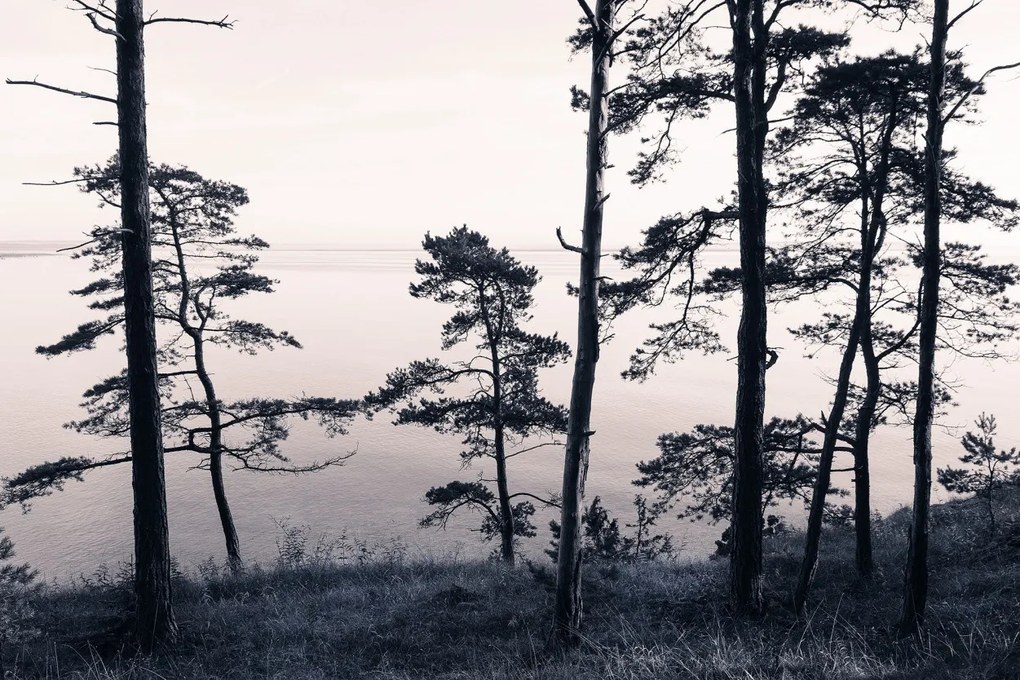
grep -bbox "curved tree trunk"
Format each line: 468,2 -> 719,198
193,340 -> 242,573
552,0 -> 614,646
208,450 -> 242,571
167,199 -> 244,573
729,0 -> 769,616
793,307 -> 865,614
899,0 -> 948,638
116,0 -> 177,650
853,324 -> 880,577
795,89 -> 901,610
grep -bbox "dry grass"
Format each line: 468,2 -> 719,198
3,490 -> 1018,679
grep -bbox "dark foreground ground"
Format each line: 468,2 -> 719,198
3,491 -> 1018,679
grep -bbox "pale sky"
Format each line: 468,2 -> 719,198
2,1 -> 1019,249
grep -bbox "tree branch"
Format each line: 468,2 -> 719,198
85,12 -> 123,39
508,491 -> 562,509
68,0 -> 116,22
5,77 -> 117,105
942,61 -> 1020,127
947,0 -> 984,30
556,226 -> 584,254
576,0 -> 597,30
143,13 -> 236,29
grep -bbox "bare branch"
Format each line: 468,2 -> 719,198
611,13 -> 645,43
85,12 -> 123,39
556,226 -> 584,254
144,14 -> 236,29
947,0 -> 984,30
68,0 -> 116,22
23,178 -> 92,187
942,61 -> 1020,127
576,0 -> 597,29
507,491 -> 562,509
57,237 -> 101,253
5,77 -> 117,105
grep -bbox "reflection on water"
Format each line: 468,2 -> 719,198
1,242 -> 1017,580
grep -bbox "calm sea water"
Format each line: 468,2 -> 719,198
1,242 -> 1017,580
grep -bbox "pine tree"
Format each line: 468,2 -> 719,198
367,227 -> 569,564
3,159 -> 359,572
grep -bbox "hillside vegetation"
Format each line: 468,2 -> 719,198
1,490 -> 1017,679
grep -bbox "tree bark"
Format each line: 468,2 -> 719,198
490,341 -> 516,564
208,450 -> 241,571
165,201 -> 243,573
899,0 -> 948,638
493,441 -> 515,564
853,325 -> 879,577
795,108 -> 897,611
552,0 -> 614,646
729,0 -> 768,616
794,292 -> 867,614
478,291 -> 516,564
194,341 -> 242,572
116,0 -> 177,650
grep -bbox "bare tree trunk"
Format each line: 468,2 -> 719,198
115,0 -> 177,650
552,0 -> 614,646
899,0 -> 948,638
854,326 -> 879,577
729,0 -> 768,616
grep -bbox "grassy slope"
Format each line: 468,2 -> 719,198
4,490 -> 1019,680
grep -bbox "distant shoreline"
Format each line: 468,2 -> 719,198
0,252 -> 60,259
0,240 -> 743,255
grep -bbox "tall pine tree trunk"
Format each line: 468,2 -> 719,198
480,299 -> 516,564
115,0 -> 177,650
729,0 -> 768,615
552,0 -> 614,645
491,351 -> 515,565
489,360 -> 514,562
900,0 -> 948,637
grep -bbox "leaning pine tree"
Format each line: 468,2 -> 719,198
366,227 -> 569,564
4,159 -> 359,573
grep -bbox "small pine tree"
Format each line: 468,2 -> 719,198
367,227 -> 569,564
938,414 -> 1020,535
0,527 -> 36,672
547,495 -> 675,563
